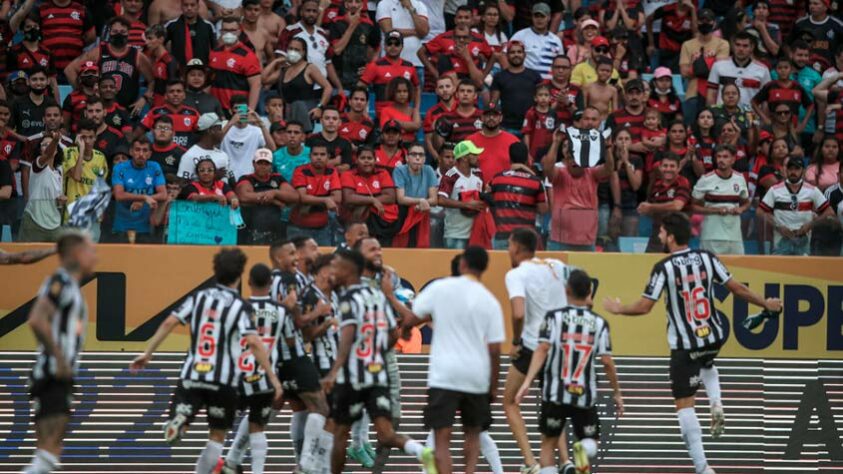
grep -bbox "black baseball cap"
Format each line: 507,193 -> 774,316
786,157 -> 805,168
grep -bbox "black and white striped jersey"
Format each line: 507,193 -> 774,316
302,284 -> 339,371
642,248 -> 732,350
31,268 -> 88,382
539,305 -> 611,408
239,296 -> 286,396
270,269 -> 298,304
336,283 -> 397,389
174,284 -> 257,387
296,269 -> 314,294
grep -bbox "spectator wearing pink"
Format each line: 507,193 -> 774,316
541,106 -> 615,251
466,105 -> 520,183
806,137 -> 840,192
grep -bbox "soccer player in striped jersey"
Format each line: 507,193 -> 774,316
503,228 -> 572,474
131,248 -> 281,474
604,213 -> 782,474
219,263 -> 288,474
516,269 -> 623,474
292,235 -> 319,291
21,231 -> 96,474
321,249 -> 437,474
268,239 -> 333,473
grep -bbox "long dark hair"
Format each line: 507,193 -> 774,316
480,3 -> 504,41
811,136 -> 841,186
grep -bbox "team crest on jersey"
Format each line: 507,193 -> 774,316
184,117 -> 192,126
544,117 -> 555,129
71,11 -> 80,20
227,58 -> 236,68
403,71 -> 411,80
165,155 -> 176,165
471,46 -> 480,56
339,301 -> 351,314
372,180 -> 380,189
323,180 -> 331,190
359,34 -> 367,44
270,181 -> 278,188
667,189 -> 675,198
733,183 -> 740,192
145,176 -> 153,185
474,119 -> 483,129
49,279 -> 63,299
194,362 -> 214,373
359,129 -> 368,139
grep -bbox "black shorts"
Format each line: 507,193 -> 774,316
29,377 -> 73,421
511,346 -> 534,375
424,388 -> 492,430
669,344 -> 721,399
238,391 -> 275,426
330,384 -> 392,426
316,365 -> 334,406
539,401 -> 600,440
168,381 -> 239,430
278,356 -> 321,398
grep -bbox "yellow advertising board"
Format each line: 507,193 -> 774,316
1,244 -> 841,359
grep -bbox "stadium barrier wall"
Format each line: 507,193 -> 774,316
1,244 -> 842,359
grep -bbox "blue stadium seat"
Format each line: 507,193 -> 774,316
59,85 -> 73,105
743,240 -> 759,255
369,92 -> 376,117
420,92 -> 437,115
638,215 -> 653,237
618,236 -> 650,253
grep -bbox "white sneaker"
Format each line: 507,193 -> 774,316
163,414 -> 187,444
710,404 -> 726,439
520,464 -> 540,474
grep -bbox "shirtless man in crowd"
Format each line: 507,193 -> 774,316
242,0 -> 276,63
148,0 -> 210,26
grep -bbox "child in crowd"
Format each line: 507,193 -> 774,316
522,84 -> 558,161
583,57 -> 618,124
641,108 -> 667,170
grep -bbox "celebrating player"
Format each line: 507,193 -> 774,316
321,248 -> 437,474
218,263 -> 290,474
603,213 -> 782,474
267,239 -> 333,473
21,231 -> 97,474
502,228 -> 573,474
130,248 -> 282,474
516,269 -> 623,474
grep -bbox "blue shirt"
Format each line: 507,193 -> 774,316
111,160 -> 165,233
272,145 -> 311,182
392,164 -> 438,199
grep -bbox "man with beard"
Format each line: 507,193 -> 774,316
706,32 -> 771,109
293,235 -> 320,290
759,157 -> 833,255
605,79 -> 648,155
22,103 -> 71,196
98,76 -> 132,135
466,106 -> 520,182
61,62 -> 98,132
418,9 -> 492,88
790,0 -> 843,73
339,88 -> 377,153
138,80 -> 200,150
489,42 -> 542,134
638,153 -> 691,253
7,12 -> 58,98
542,55 -> 583,128
65,16 -> 154,114
183,59 -> 225,117
84,97 -> 128,172
11,66 -> 55,138
149,116 -> 186,177
691,144 -> 750,255
423,75 -> 456,162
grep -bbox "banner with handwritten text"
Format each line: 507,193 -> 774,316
167,201 -> 237,245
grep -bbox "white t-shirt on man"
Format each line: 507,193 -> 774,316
505,258 -> 570,351
221,124 -> 266,180
177,144 -> 233,182
376,0 -> 429,67
413,275 -> 505,394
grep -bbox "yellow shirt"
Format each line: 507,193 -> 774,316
570,61 -> 621,87
62,147 -> 108,208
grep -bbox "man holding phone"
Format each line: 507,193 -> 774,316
221,95 -> 276,181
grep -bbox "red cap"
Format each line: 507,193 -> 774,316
383,119 -> 401,132
822,0 -> 831,7
80,61 -> 99,74
759,130 -> 773,143
591,36 -> 610,48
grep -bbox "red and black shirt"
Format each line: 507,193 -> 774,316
179,180 -> 235,199
605,108 -> 645,143
488,169 -> 546,238
152,51 -> 181,107
752,79 -> 813,115
61,89 -> 92,132
359,56 -> 419,113
141,104 -> 200,147
441,107 -> 483,142
151,142 -> 187,177
6,43 -> 55,76
209,42 -> 262,111
36,0 -> 94,70
423,30 -> 492,76
99,45 -> 142,108
291,164 -> 342,228
653,4 -> 694,53
339,113 -> 376,148
374,146 -> 406,171
341,168 -> 399,222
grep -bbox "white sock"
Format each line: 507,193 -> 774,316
539,467 -> 557,474
291,410 -> 308,459
352,410 -> 371,448
319,430 -> 334,473
480,431 -> 504,474
425,429 -> 435,448
23,449 -> 59,473
249,432 -> 268,474
403,439 -> 424,460
581,438 -> 598,458
677,408 -> 708,473
195,440 -> 223,474
225,416 -> 251,465
300,413 -> 327,471
700,366 -> 722,407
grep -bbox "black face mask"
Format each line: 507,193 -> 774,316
110,33 -> 128,48
699,23 -> 715,34
23,28 -> 41,42
30,85 -> 47,96
80,76 -> 98,87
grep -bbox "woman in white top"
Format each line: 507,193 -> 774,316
475,3 -> 509,72
19,134 -> 66,242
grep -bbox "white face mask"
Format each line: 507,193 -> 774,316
655,87 -> 671,96
286,50 -> 303,64
221,32 -> 238,46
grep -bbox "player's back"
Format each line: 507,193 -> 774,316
540,305 -> 611,409
32,268 -> 88,382
643,248 -> 731,350
240,296 -> 286,396
336,283 -> 396,389
174,284 -> 256,387
505,258 -> 570,350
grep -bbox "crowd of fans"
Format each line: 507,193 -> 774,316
0,0 -> 841,255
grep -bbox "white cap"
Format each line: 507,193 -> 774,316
197,112 -> 223,131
